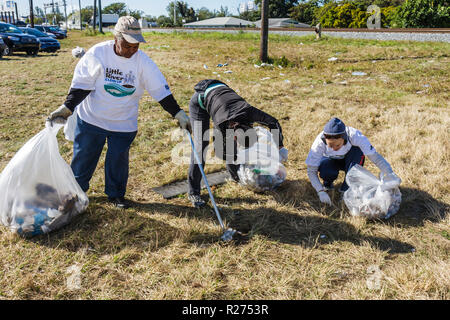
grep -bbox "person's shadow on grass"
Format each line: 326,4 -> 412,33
271,179 -> 449,228
29,196 -> 190,255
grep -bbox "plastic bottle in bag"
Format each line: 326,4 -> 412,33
236,127 -> 287,192
0,122 -> 89,237
343,164 -> 401,219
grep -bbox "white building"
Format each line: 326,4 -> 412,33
0,0 -> 17,23
139,18 -> 157,29
90,13 -> 119,27
255,18 -> 311,29
183,17 -> 254,28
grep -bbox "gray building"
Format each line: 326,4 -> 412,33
183,17 -> 254,28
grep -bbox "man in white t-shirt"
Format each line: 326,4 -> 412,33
305,117 -> 398,205
47,16 -> 191,209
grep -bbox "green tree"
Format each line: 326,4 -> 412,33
167,1 -> 194,26
156,14 -> 174,27
102,2 -> 128,16
289,0 -> 320,24
393,0 -> 450,27
128,9 -> 144,20
254,0 -> 299,18
381,6 -> 399,27
216,6 -> 231,17
34,6 -> 45,18
197,7 -> 215,20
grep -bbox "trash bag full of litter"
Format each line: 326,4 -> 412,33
0,122 -> 89,237
236,127 -> 287,192
343,164 -> 401,219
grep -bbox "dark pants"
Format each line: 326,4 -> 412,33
188,100 -> 239,196
71,117 -> 137,198
319,146 -> 365,192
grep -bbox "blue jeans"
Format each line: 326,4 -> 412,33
71,117 -> 137,198
319,146 -> 365,192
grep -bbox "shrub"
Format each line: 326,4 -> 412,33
392,0 -> 450,28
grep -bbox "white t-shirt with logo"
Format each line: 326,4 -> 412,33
305,126 -> 376,167
70,40 -> 172,132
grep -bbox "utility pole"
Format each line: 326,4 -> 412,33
259,0 -> 269,63
98,0 -> 103,33
173,1 -> 176,26
51,0 -> 55,24
29,0 -> 35,27
63,0 -> 68,30
93,0 -> 96,31
14,2 -> 19,22
78,0 -> 82,30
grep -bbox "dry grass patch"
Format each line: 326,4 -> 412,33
0,30 -> 448,300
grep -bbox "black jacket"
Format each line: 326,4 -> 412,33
191,79 -> 284,147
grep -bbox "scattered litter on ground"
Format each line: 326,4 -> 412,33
366,265 -> 382,290
280,73 -> 285,76
328,57 -> 338,62
284,79 -> 291,84
66,264 -> 82,290
71,46 -> 85,58
338,81 -> 348,85
203,64 -> 208,69
254,64 -> 261,68
260,77 -> 271,81
352,71 -> 367,76
224,70 -> 233,74
217,63 -> 228,67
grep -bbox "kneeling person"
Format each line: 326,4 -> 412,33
306,117 -> 396,205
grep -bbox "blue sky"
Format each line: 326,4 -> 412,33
16,1 -> 248,18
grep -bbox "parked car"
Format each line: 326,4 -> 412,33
13,21 -> 27,27
26,24 -> 56,38
0,37 -> 7,58
33,25 -> 66,39
49,25 -> 67,38
19,27 -> 60,53
0,22 -> 40,56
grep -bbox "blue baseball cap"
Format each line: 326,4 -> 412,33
323,117 -> 347,139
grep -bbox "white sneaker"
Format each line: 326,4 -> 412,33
188,194 -> 206,208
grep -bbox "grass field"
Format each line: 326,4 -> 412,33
0,30 -> 449,300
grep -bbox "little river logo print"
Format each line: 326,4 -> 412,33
104,68 -> 136,97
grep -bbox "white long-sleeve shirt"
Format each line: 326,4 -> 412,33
305,127 -> 393,192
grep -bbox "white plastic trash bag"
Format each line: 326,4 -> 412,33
343,164 -> 401,220
0,122 -> 89,237
63,107 -> 78,142
72,46 -> 85,58
236,126 -> 287,192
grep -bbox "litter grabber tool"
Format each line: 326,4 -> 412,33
186,130 -> 240,242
